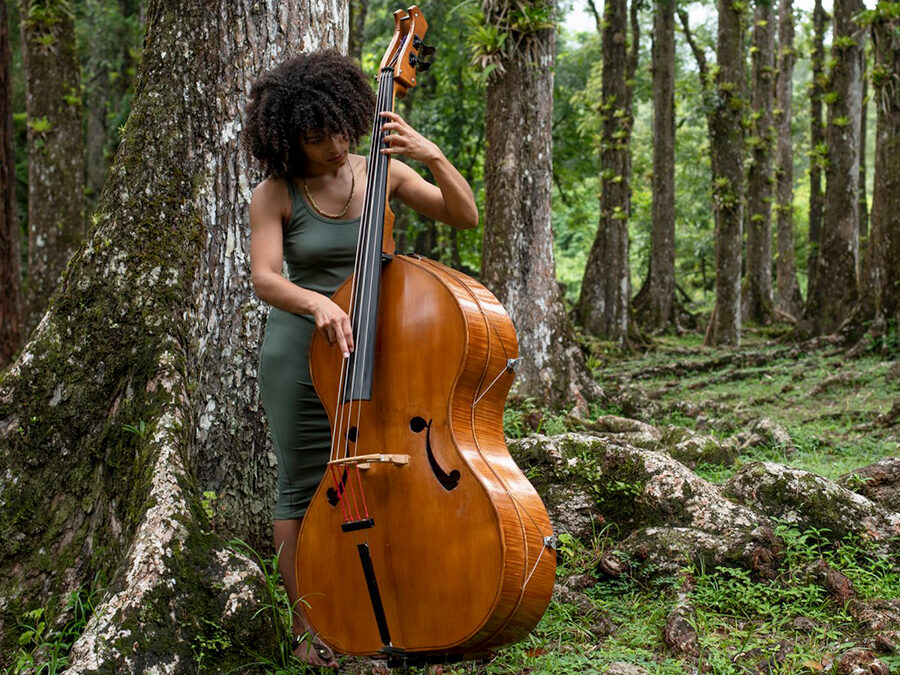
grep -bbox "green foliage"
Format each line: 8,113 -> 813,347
27,116 -> 53,134
9,576 -> 102,674
833,35 -> 858,50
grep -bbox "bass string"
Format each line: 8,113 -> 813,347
345,67 -> 393,522
350,67 -> 393,454
331,67 -> 389,462
327,68 -> 394,521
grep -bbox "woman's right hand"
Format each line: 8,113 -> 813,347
312,297 -> 354,358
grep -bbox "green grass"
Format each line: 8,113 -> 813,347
5,575 -> 102,675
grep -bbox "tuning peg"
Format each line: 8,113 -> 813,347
420,44 -> 436,57
408,52 -> 433,72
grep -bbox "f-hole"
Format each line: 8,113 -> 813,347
327,426 -> 357,507
409,416 -> 459,491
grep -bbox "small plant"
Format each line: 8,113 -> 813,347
122,419 -> 148,438
11,575 -> 102,674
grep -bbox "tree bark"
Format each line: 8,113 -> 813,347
807,0 -> 827,304
0,0 -> 23,367
706,0 -> 746,346
0,0 -> 346,668
578,0 -> 634,345
801,0 -> 865,336
852,3 -> 900,342
773,0 -> 804,318
482,0 -> 595,409
637,0 -> 675,332
20,0 -> 85,335
745,0 -> 776,325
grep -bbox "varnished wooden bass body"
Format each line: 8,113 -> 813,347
299,254 -> 555,658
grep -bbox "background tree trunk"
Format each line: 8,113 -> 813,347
81,0 -> 142,219
482,0 -> 595,408
745,0 -> 775,325
853,2 -> 900,342
858,48 -> 868,271
578,0 -> 634,345
636,0 -> 675,332
1,0 -> 23,367
801,0 -> 865,336
0,0 -> 346,668
807,0 -> 827,304
706,0 -> 746,346
348,0 -> 368,63
20,0 -> 85,334
774,0 -> 804,318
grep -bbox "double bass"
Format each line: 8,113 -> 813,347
296,6 -> 556,666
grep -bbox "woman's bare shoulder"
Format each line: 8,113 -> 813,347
252,175 -> 291,201
251,176 -> 292,223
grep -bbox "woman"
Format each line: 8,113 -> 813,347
243,50 -> 477,667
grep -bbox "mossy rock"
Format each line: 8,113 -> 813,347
723,461 -> 900,549
510,433 -> 764,539
657,425 -> 739,469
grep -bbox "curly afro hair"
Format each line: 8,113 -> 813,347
243,50 -> 376,178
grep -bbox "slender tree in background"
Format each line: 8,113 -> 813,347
1,0 -> 23,367
635,0 -> 676,332
20,0 -> 85,333
801,0 -> 866,336
481,0 -> 595,407
578,0 -> 635,345
773,0 -> 804,317
807,0 -> 827,302
745,0 -> 776,324
349,0 -> 368,63
849,1 -> 900,346
858,47 -> 868,269
81,0 -> 142,217
681,0 -> 746,346
0,0 -> 346,667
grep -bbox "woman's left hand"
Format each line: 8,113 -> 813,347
380,111 -> 441,164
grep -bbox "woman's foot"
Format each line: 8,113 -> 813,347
292,631 -> 339,669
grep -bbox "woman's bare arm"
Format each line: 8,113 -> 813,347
380,112 -> 478,230
249,178 -> 354,356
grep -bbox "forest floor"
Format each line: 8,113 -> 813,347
12,329 -> 899,674
373,328 -> 900,675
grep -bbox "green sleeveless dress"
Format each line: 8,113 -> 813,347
258,178 -> 360,520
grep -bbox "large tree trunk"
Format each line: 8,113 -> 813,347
1,0 -> 23,367
745,0 -> 776,325
482,0 -> 595,409
20,0 -> 85,335
636,0 -> 675,332
800,0 -> 866,336
578,0 -> 634,345
849,2 -> 900,345
773,0 -> 804,318
0,0 -> 346,668
706,0 -> 746,346
807,0 -> 827,304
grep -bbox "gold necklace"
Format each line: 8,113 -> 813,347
302,162 -> 356,219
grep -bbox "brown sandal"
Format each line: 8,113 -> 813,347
292,631 -> 338,669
